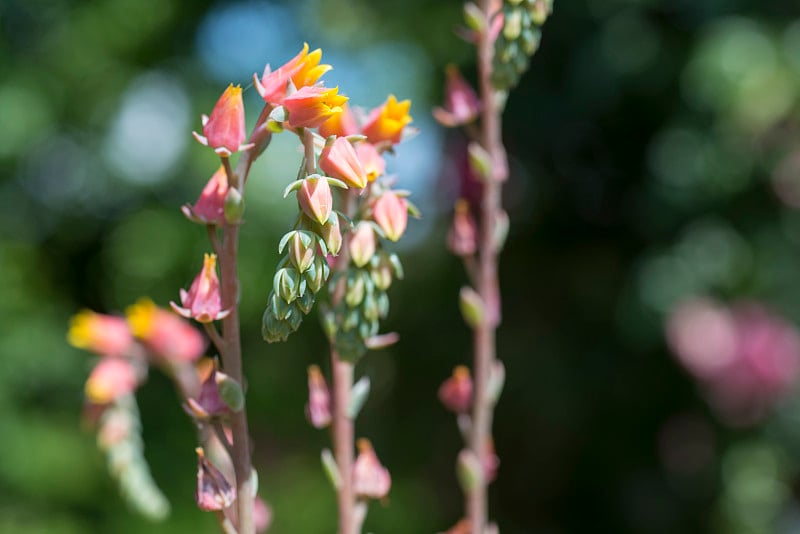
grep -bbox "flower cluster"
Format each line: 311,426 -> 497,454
493,0 -> 553,89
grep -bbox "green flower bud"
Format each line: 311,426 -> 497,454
223,187 -> 245,224
275,268 -> 301,303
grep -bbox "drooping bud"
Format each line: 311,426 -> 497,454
126,298 -> 206,362
306,365 -> 332,429
171,253 -> 230,323
68,310 -> 133,358
274,268 -> 302,303
306,255 -> 331,294
349,222 -> 376,268
223,186 -> 245,224
447,199 -> 478,257
438,366 -> 473,414
318,216 -> 343,256
345,273 -> 367,308
195,447 -> 236,511
353,438 -> 391,500
297,176 -> 333,225
369,254 -> 393,291
433,65 -> 481,127
288,231 -> 316,273
85,358 -> 139,404
372,192 -> 408,242
184,358 -> 229,419
193,84 -> 249,157
182,166 -> 229,225
459,287 -> 485,329
319,137 -> 368,189
361,94 -> 413,145
283,85 -> 348,129
355,142 -> 386,182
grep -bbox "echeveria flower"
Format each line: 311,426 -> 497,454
171,253 -> 229,323
193,84 -> 250,157
361,95 -> 412,145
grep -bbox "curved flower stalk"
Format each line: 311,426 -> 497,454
435,1 -> 553,533
260,83 -> 416,534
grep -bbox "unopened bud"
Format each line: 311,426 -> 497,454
353,439 -> 391,500
467,142 -> 492,182
306,255 -> 330,294
306,365 -> 331,429
289,231 -> 315,273
459,287 -> 485,328
448,199 -> 478,257
463,2 -> 486,32
439,366 -> 473,414
348,376 -> 371,419
457,449 -> 483,494
275,268 -> 301,303
345,274 -> 367,308
223,187 -> 244,224
349,222 -> 376,268
503,8 -> 523,40
319,216 -> 343,256
215,371 -> 244,412
195,447 -> 235,511
297,176 -> 333,225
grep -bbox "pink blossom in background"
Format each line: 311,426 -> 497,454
666,297 -> 800,425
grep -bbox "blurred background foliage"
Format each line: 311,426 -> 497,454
2,0 -> 800,532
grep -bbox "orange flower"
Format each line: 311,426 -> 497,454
283,86 -> 348,129
361,95 -> 412,145
254,43 -> 332,105
318,102 -> 358,138
193,84 -> 249,157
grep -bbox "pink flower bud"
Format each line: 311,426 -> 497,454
353,438 -> 391,500
361,95 -> 413,145
193,84 -> 248,157
195,447 -> 235,511
172,254 -> 230,323
283,86 -> 348,129
438,366 -> 473,414
319,102 -> 359,138
68,310 -> 133,358
483,439 -> 500,483
305,365 -> 331,429
182,166 -> 228,225
372,192 -> 408,242
254,43 -> 331,105
349,222 -> 376,268
355,142 -> 386,183
319,136 -> 368,189
319,217 -> 343,256
85,358 -> 138,404
297,176 -> 333,225
127,299 -> 206,363
447,199 -> 478,256
254,497 -> 273,533
433,65 -> 481,127
184,358 -> 229,419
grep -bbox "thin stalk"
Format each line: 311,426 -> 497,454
467,2 -> 507,532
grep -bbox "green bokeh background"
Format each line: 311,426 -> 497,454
3,0 -> 800,532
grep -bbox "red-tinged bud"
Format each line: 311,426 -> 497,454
184,358 -> 229,419
353,438 -> 391,500
484,439 -> 500,483
349,222 -> 376,268
85,358 -> 138,404
127,299 -> 206,363
68,310 -> 133,358
297,176 -> 333,225
319,216 -> 343,256
183,166 -> 228,225
195,447 -> 236,511
319,102 -> 359,138
254,497 -> 273,533
361,95 -> 413,145
254,43 -> 331,105
288,231 -> 315,273
447,199 -> 478,256
320,136 -> 368,189
433,65 -> 481,127
193,84 -> 249,157
355,142 -> 386,183
283,86 -> 348,129
438,366 -> 473,414
372,192 -> 408,242
305,365 -> 332,429
171,254 -> 230,323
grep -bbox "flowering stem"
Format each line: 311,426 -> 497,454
330,189 -> 359,534
467,2 -> 508,532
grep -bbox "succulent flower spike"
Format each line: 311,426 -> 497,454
319,136 -> 367,189
171,253 -> 230,323
438,365 -> 473,414
319,102 -> 359,138
85,358 -> 139,404
126,298 -> 206,363
372,192 -> 408,242
433,65 -> 481,127
68,310 -> 133,358
305,365 -> 332,429
283,86 -> 348,129
353,438 -> 391,500
195,447 -> 236,512
193,84 -> 253,157
254,43 -> 332,105
361,95 -> 413,145
182,166 -> 229,225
